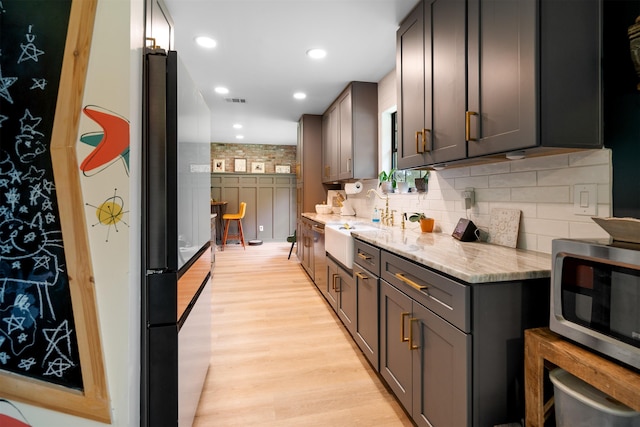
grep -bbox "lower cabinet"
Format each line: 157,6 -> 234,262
327,256 -> 356,336
380,279 -> 470,427
353,263 -> 379,370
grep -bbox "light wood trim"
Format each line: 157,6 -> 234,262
177,248 -> 212,321
525,327 -> 640,427
0,0 -> 111,423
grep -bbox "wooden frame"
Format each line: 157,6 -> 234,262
0,0 -> 111,422
213,158 -> 225,172
251,162 -> 265,173
234,158 -> 246,172
525,327 -> 640,427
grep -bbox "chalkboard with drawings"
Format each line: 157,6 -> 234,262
0,0 -> 110,422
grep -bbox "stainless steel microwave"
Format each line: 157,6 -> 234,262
550,238 -> 640,370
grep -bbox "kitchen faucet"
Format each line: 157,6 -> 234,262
367,189 -> 390,224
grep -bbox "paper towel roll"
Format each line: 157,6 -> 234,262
345,181 -> 363,194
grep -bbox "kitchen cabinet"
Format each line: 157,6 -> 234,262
322,82 -> 377,183
379,249 -> 549,426
329,257 -> 357,336
299,218 -> 314,280
296,115 -> 325,260
353,239 -> 381,370
397,0 -> 602,169
396,0 -> 467,169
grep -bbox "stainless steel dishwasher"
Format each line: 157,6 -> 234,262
312,222 -> 326,292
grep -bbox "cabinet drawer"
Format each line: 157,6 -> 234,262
354,238 -> 380,276
381,251 -> 470,332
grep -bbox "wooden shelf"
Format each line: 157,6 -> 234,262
524,327 -> 640,426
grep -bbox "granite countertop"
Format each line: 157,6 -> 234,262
301,213 -> 552,284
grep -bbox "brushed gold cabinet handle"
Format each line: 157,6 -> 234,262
401,312 -> 410,343
355,271 -> 368,280
357,253 -> 371,261
409,318 -> 419,350
395,272 -> 428,291
466,111 -> 478,142
422,129 -> 431,152
332,273 -> 340,292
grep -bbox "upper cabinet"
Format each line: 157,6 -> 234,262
322,82 -> 378,183
397,0 -> 602,170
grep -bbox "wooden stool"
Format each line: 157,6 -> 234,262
222,202 -> 246,250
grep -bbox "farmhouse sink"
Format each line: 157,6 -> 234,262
325,222 -> 379,269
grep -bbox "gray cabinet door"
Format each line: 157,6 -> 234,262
337,263 -> 356,336
326,257 -> 340,311
412,300 -> 470,427
467,0 -> 537,156
397,0 -> 467,169
380,280 -> 414,412
322,105 -> 339,183
354,264 -> 379,370
397,1 -> 427,169
338,91 -> 353,180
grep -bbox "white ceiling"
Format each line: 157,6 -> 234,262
162,0 -> 419,145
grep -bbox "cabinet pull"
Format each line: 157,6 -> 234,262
347,158 -> 351,173
465,111 -> 478,142
401,312 -> 410,343
395,273 -> 428,291
422,129 -> 431,153
332,273 -> 340,292
325,165 -> 330,177
409,318 -> 419,350
415,130 -> 422,154
357,253 -> 371,261
355,271 -> 368,280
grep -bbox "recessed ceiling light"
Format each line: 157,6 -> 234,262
195,36 -> 217,48
293,92 -> 307,100
233,123 -> 243,129
306,48 -> 327,59
236,135 -> 244,140
214,86 -> 229,95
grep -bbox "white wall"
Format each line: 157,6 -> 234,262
16,0 -> 144,425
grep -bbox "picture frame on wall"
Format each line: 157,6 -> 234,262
213,159 -> 225,172
275,165 -> 290,173
251,162 -> 265,173
234,158 -> 247,172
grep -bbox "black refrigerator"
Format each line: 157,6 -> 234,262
141,47 -> 213,427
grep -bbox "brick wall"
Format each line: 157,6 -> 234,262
211,143 -> 296,173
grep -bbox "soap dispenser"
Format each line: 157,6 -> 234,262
372,207 -> 380,223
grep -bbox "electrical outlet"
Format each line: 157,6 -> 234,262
259,225 -> 264,231
462,187 -> 475,209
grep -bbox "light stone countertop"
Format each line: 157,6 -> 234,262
301,213 -> 552,284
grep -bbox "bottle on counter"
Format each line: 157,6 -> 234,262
372,208 -> 380,223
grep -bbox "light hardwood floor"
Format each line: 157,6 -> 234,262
194,241 -> 414,426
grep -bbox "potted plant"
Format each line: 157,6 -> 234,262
408,212 -> 434,232
379,169 -> 396,193
414,171 -> 429,193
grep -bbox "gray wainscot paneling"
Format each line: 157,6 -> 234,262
211,173 -> 296,242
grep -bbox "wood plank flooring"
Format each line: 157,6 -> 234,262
194,242 -> 414,426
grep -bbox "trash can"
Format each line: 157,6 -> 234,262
549,368 -> 640,427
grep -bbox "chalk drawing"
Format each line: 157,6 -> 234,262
17,25 -> 44,64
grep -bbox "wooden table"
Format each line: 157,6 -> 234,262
524,327 -> 640,426
210,201 -> 227,244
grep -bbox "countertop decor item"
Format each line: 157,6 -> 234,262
379,169 -> 396,193
409,213 -> 434,232
488,208 -> 521,248
592,216 -> 640,244
629,15 -> 640,91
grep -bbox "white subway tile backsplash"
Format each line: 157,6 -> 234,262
344,150 -> 612,254
537,164 -> 610,186
509,153 -> 569,171
511,186 -> 570,203
568,149 -> 611,167
489,171 -> 537,188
